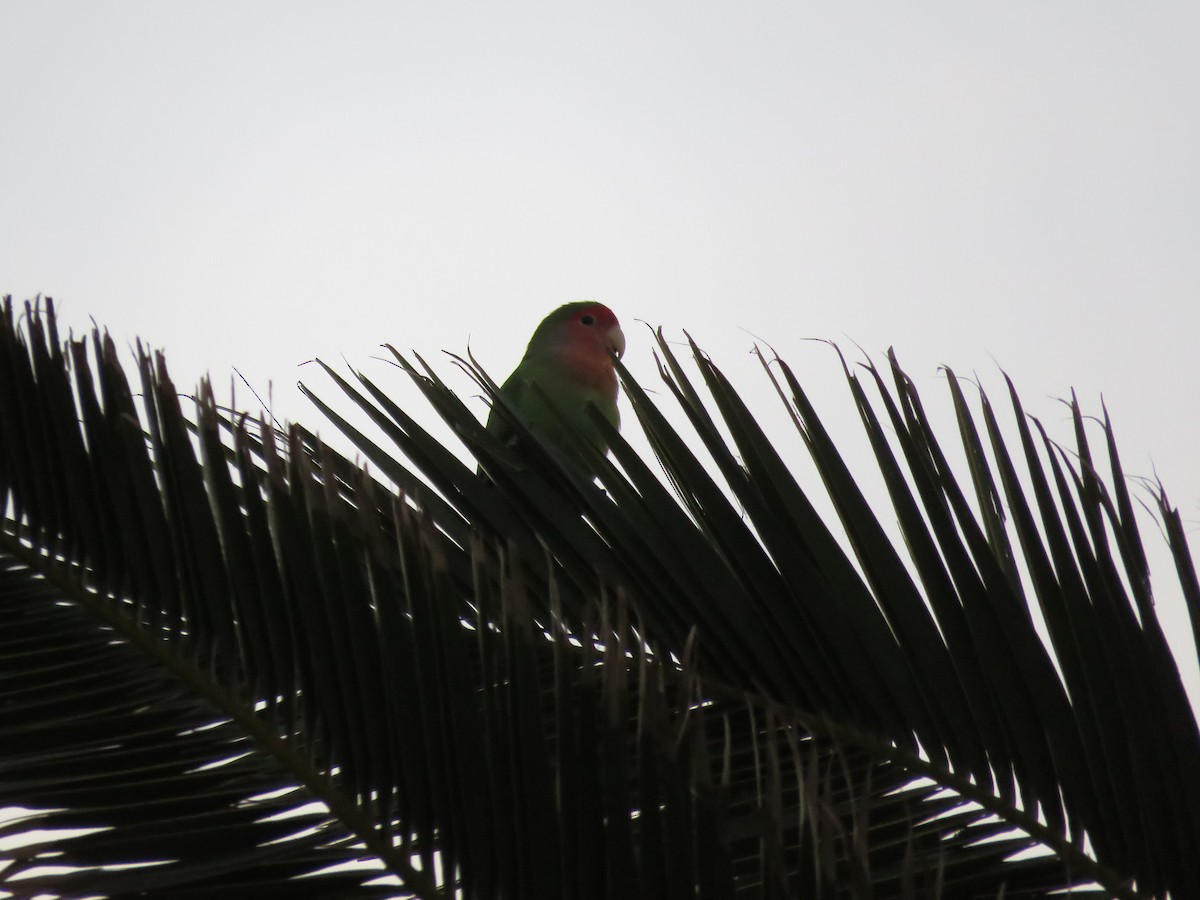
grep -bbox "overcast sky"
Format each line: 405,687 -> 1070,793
3,2 -> 1199,692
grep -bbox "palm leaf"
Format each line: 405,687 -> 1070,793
2,295 -> 1197,897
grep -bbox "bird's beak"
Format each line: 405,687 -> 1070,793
607,325 -> 626,360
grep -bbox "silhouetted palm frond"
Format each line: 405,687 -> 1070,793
1,295 -> 1197,897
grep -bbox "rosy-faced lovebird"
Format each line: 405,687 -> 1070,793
486,301 -> 626,460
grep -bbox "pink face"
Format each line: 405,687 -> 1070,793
562,303 -> 626,360
547,303 -> 626,395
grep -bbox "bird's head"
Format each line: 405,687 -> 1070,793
533,301 -> 625,367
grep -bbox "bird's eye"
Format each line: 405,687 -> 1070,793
580,314 -> 595,326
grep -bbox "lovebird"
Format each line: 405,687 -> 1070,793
485,301 -> 626,462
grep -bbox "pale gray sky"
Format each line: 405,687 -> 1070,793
3,2 -> 1199,690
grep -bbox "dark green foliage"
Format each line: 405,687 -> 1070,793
1,295 -> 1197,897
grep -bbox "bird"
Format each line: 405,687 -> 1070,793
484,301 -> 625,465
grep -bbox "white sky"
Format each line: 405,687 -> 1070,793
3,2 -> 1200,693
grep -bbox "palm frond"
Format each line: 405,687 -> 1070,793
2,295 -> 1198,898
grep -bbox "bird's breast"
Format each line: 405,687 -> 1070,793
553,350 -> 618,400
